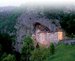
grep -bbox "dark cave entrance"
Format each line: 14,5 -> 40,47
33,22 -> 50,34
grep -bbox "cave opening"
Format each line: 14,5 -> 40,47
33,22 -> 50,34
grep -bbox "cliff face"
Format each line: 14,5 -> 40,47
15,8 -> 60,52
0,6 -> 61,52
0,6 -> 75,52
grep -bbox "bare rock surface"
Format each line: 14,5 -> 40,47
15,8 -> 60,52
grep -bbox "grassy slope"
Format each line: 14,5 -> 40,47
47,44 -> 75,61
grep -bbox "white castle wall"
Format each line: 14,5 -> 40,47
33,31 -> 63,46
50,32 -> 59,43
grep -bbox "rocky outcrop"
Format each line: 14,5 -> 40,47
15,8 -> 61,52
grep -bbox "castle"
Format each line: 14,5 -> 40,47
32,22 -> 64,47
15,9 -> 64,52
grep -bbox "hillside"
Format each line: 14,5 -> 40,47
0,6 -> 75,35
0,7 -> 21,34
0,6 -> 75,51
46,44 -> 75,61
0,6 -> 75,61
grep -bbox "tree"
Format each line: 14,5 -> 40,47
0,53 -> 7,60
0,33 -> 14,53
21,36 -> 34,61
30,47 -> 50,61
0,44 -> 2,57
49,43 -> 55,55
60,12 -> 75,36
1,54 -> 16,61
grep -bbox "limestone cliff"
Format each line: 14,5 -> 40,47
15,8 -> 60,52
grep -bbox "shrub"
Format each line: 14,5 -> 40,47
21,36 -> 34,61
1,54 -> 16,61
0,53 -> 7,60
30,47 -> 50,61
0,33 -> 14,53
49,43 -> 55,55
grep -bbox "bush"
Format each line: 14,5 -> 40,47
30,47 -> 50,61
49,43 -> 55,55
1,54 -> 16,61
0,53 -> 7,60
0,33 -> 14,53
21,36 -> 34,61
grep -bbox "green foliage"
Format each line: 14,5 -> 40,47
0,44 -> 2,56
49,43 -> 55,55
30,43 -> 55,61
21,36 -> 34,61
0,33 -> 14,53
46,44 -> 75,61
43,9 -> 75,36
60,12 -> 75,36
0,10 -> 21,33
0,33 -> 17,61
0,44 -> 2,51
0,53 -> 7,60
1,54 -> 16,61
30,47 -> 50,61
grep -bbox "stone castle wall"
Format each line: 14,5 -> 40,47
32,31 -> 63,47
